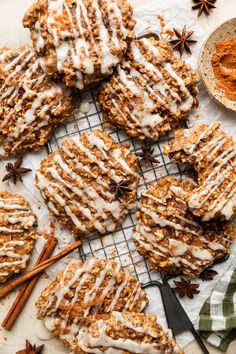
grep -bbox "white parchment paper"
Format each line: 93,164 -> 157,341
0,0 -> 236,352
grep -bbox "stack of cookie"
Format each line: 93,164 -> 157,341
36,258 -> 183,353
134,122 -> 235,277
133,175 -> 234,277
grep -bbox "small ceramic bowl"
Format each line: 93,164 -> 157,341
199,18 -> 236,112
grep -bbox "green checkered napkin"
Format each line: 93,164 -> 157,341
196,258 -> 236,352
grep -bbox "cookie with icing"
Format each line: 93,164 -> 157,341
163,123 -> 236,221
35,129 -> 139,237
78,311 -> 184,354
0,191 -> 37,283
23,0 -> 135,89
98,37 -> 198,141
133,177 -> 234,277
36,258 -> 148,352
0,45 -> 72,158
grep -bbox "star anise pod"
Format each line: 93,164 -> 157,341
110,180 -> 132,200
170,26 -> 197,56
2,157 -> 32,184
16,339 -> 44,354
136,145 -> 160,166
173,277 -> 200,299
192,0 -> 217,17
199,268 -> 218,281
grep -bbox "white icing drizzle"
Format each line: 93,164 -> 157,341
110,93 -> 152,138
34,0 -> 129,88
40,259 -> 146,345
142,192 -> 166,205
0,227 -> 25,233
168,239 -> 188,256
107,274 -> 129,312
203,181 -> 236,221
108,37 -> 195,139
0,195 -> 36,233
0,240 -> 30,276
191,247 -> 213,261
181,123 -> 236,220
35,320 -> 55,341
43,316 -> 57,333
0,201 -> 29,210
184,123 -> 216,154
7,215 -> 35,225
78,313 -> 174,354
134,224 -> 215,273
140,206 -> 199,236
112,312 -> 156,337
36,131 -> 138,235
0,194 -> 36,279
0,47 -> 66,155
134,180 -> 228,273
83,261 -> 116,315
124,283 -> 142,311
170,186 -> 187,198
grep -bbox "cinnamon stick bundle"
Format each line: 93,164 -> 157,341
2,237 -> 58,330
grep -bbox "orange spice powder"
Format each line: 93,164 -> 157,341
211,38 -> 236,101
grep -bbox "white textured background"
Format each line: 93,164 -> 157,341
0,0 -> 235,353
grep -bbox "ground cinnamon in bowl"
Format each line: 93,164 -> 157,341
211,38 -> 236,101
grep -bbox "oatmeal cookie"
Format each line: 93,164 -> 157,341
78,311 -> 184,354
98,37 -> 198,140
0,45 -> 72,158
36,258 -> 148,352
163,123 -> 236,221
35,129 -> 139,237
133,177 -> 234,277
23,0 -> 135,89
0,191 -> 37,282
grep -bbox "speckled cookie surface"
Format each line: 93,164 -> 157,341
98,37 -> 198,141
0,191 -> 37,283
133,177 -> 234,277
163,123 -> 236,221
36,258 -> 148,353
0,45 -> 72,158
78,311 -> 184,354
23,0 -> 135,89
35,129 -> 139,237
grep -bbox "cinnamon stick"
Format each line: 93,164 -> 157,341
2,237 -> 58,330
0,240 -> 82,300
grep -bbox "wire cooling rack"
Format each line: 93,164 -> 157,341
47,83 -> 192,285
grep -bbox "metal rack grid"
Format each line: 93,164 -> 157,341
47,83 -> 192,285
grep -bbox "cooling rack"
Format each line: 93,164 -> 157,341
47,83 -> 192,286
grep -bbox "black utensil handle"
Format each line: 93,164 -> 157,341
159,283 -> 191,332
160,283 -> 210,354
191,326 -> 210,354
167,284 -> 210,354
